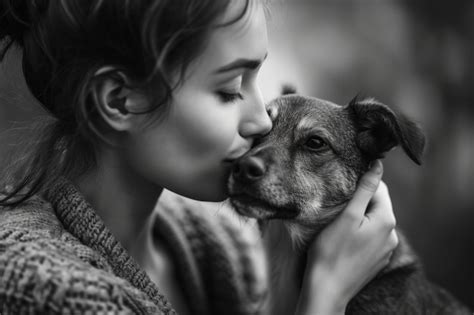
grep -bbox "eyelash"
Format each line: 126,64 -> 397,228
217,91 -> 244,103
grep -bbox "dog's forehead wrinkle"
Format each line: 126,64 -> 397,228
291,101 -> 351,140
271,111 -> 305,146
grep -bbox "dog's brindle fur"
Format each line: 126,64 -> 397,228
228,93 -> 470,314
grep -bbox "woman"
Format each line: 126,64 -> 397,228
0,0 -> 398,314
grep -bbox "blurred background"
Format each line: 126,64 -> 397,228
1,0 -> 473,308
259,0 -> 474,308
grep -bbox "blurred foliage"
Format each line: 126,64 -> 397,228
1,0 -> 473,309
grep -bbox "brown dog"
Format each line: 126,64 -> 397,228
228,92 -> 471,314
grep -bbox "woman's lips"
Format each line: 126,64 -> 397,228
223,159 -> 235,166
224,145 -> 252,163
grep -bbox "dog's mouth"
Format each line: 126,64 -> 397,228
229,193 -> 299,220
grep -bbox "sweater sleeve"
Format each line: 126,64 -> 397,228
0,239 -> 162,314
155,191 -> 269,315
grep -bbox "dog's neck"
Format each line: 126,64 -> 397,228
261,220 -> 307,315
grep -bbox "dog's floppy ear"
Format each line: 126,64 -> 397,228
348,96 -> 425,165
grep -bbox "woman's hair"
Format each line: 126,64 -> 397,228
0,0 -> 252,206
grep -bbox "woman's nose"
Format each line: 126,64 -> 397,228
239,88 -> 272,138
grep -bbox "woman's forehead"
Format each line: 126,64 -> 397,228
195,2 -> 268,77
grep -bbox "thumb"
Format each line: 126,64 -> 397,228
344,160 -> 383,219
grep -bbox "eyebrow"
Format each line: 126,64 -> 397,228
214,53 -> 268,74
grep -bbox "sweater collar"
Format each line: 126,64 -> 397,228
45,177 -> 174,312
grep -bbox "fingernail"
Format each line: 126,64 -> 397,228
372,160 -> 383,174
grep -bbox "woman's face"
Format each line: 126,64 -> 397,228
127,2 -> 271,201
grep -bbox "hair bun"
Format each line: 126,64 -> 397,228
0,0 -> 34,47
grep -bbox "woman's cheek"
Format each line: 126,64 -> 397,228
173,94 -> 240,156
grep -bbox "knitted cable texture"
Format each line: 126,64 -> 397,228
0,178 -> 268,315
154,193 -> 268,315
0,178 -> 175,314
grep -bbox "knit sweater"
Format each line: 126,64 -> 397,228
0,178 -> 268,314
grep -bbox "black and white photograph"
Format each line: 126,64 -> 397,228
1,0 -> 473,314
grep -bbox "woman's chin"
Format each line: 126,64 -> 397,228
158,166 -> 232,202
168,183 -> 228,202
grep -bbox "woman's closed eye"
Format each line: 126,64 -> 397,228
217,90 -> 244,103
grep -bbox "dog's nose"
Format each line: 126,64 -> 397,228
232,156 -> 266,182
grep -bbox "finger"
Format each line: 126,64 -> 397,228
366,182 -> 395,226
343,160 -> 383,219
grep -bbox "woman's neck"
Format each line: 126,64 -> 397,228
73,148 -> 163,253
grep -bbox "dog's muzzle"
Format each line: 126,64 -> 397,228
232,155 -> 266,183
229,154 -> 299,220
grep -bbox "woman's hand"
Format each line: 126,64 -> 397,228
296,160 -> 399,315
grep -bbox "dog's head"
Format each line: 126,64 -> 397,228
228,93 -> 425,246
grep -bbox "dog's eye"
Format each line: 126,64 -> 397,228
304,136 -> 328,151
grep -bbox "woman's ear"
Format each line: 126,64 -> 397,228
90,67 -> 149,132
